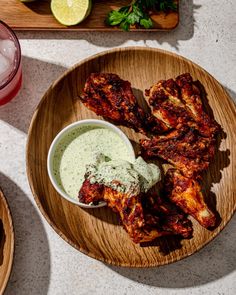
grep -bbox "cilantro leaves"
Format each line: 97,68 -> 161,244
106,0 -> 177,31
107,1 -> 152,31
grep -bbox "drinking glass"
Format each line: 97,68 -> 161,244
0,21 -> 22,106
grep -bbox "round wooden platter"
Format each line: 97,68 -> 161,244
0,188 -> 14,292
26,47 -> 236,267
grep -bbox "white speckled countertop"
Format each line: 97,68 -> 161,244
0,0 -> 236,294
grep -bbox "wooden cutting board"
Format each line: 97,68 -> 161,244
0,0 -> 179,31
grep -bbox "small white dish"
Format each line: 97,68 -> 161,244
47,119 -> 135,208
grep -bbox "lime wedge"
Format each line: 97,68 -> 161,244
51,0 -> 92,26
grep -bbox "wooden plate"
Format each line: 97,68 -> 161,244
0,188 -> 14,292
0,0 -> 179,31
26,47 -> 236,267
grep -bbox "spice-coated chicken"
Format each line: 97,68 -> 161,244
102,187 -> 168,243
144,73 -> 219,137
143,193 -> 193,238
165,169 -> 216,228
140,73 -> 219,228
80,73 -> 166,134
140,126 -> 216,178
79,178 -> 193,243
141,73 -> 220,177
175,73 -> 219,137
79,178 -> 163,243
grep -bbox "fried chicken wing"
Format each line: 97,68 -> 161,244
141,73 -> 220,179
175,73 -> 220,137
78,178 -> 193,243
145,78 -> 191,130
144,73 -> 219,137
80,73 -> 166,134
165,169 -> 216,228
78,178 -> 166,243
79,178 -> 104,205
140,126 -> 216,178
143,193 -> 193,238
103,187 -> 171,243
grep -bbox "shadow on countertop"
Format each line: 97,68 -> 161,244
0,56 -> 67,134
107,214 -> 236,288
16,0 -> 201,50
0,173 -> 51,295
224,87 -> 236,105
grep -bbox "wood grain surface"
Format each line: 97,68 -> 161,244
26,47 -> 236,267
0,188 -> 14,293
0,0 -> 179,31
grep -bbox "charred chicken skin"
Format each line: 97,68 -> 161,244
144,78 -> 189,131
80,73 -> 166,134
175,73 -> 219,137
79,179 -> 165,243
165,169 -> 216,228
144,73 -> 219,137
79,178 -> 193,243
140,73 -> 219,228
143,193 -> 193,238
141,126 -> 216,178
103,187 -> 169,243
141,73 -> 219,177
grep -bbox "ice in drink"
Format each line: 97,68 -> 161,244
0,21 -> 22,106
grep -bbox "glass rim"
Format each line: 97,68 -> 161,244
0,20 -> 21,90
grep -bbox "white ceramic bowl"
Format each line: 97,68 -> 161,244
47,119 -> 135,208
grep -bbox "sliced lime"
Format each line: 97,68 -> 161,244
51,0 -> 92,26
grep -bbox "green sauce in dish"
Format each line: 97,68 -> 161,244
87,155 -> 161,196
53,125 -> 134,199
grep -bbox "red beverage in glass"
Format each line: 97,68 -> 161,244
0,21 -> 22,106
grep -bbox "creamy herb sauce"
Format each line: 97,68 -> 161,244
53,125 -> 133,199
87,155 -> 161,195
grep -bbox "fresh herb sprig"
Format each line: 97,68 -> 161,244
106,0 -> 177,31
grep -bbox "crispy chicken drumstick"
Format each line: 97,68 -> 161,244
144,73 -> 219,137
80,73 -> 166,134
141,73 -> 219,175
165,169 -> 216,228
175,73 -> 219,137
141,126 -> 216,178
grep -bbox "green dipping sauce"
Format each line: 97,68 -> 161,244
53,125 -> 134,199
87,155 -> 161,196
